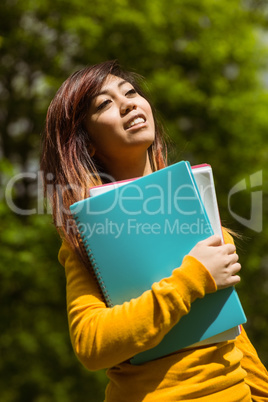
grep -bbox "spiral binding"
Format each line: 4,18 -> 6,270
72,214 -> 113,307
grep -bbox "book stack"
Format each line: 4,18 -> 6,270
70,161 -> 246,365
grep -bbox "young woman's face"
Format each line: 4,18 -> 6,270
85,74 -> 155,165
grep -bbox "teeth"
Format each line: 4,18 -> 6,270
127,117 -> 145,128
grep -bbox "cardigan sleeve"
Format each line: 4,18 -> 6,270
58,242 -> 216,371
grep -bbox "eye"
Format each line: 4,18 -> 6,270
125,88 -> 137,96
96,99 -> 111,111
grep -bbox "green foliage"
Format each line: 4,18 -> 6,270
0,166 -> 108,401
1,0 -> 268,400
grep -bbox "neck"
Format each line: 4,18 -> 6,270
104,152 -> 153,182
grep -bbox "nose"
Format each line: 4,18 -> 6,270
120,98 -> 137,116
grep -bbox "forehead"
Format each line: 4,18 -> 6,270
98,74 -> 130,93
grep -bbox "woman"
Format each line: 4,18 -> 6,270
41,60 -> 268,401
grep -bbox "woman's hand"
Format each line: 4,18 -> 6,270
188,235 -> 241,289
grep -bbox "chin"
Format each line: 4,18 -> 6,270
132,138 -> 154,150
133,131 -> 155,145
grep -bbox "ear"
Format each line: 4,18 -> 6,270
88,144 -> 96,158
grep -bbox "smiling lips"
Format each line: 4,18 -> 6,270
125,116 -> 146,130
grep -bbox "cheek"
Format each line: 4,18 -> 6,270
145,106 -> 155,134
88,118 -> 121,153
95,110 -> 120,133
142,101 -> 154,124
88,116 -> 113,141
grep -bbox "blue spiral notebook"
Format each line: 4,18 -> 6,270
70,161 -> 246,365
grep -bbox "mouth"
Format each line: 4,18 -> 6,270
125,115 -> 146,130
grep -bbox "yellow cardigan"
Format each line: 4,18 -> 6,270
58,230 -> 268,401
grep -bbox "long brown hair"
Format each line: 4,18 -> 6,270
40,60 -> 168,266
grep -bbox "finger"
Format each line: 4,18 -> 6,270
228,274 -> 241,286
202,234 -> 222,247
229,253 -> 239,264
231,262 -> 242,275
225,254 -> 240,269
218,274 -> 241,289
223,243 -> 236,255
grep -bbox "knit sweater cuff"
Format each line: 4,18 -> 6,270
171,255 -> 217,304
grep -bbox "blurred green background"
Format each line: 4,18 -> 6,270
1,0 -> 268,400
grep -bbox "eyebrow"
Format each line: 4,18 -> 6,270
94,79 -> 129,98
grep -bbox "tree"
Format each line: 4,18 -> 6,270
0,0 -> 267,400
